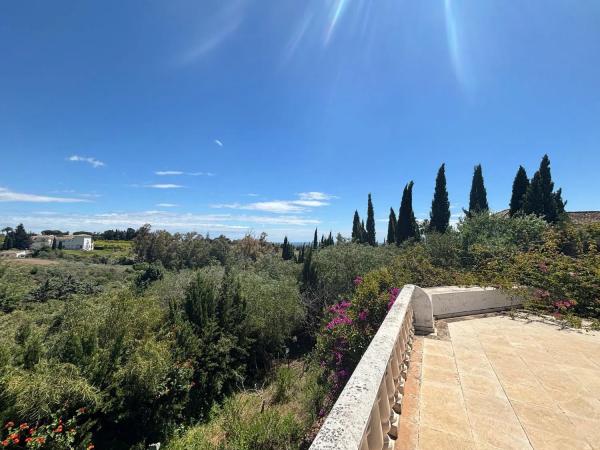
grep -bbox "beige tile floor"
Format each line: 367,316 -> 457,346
396,315 -> 600,450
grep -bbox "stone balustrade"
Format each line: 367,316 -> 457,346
310,284 -> 428,450
310,284 -> 517,450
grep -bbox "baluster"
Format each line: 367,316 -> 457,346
366,398 -> 384,450
378,376 -> 392,443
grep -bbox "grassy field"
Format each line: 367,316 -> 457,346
61,239 -> 133,262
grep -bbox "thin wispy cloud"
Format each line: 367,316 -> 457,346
214,139 -> 223,147
211,191 -> 336,214
67,155 -> 105,168
78,193 -> 102,199
298,192 -> 338,201
155,170 -> 184,176
51,190 -> 102,199
155,170 -> 215,177
146,184 -> 183,189
156,203 -> 178,207
190,172 -> 215,177
0,187 -> 90,203
212,201 -> 306,214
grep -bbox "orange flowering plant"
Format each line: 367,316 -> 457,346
1,408 -> 94,449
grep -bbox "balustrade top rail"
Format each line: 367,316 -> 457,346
310,284 -> 418,450
309,284 -> 515,449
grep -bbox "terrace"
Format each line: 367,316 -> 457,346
310,286 -> 600,450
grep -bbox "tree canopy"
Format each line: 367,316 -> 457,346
429,164 -> 450,233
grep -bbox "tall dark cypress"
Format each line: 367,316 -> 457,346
397,181 -> 420,244
387,207 -> 397,245
301,248 -> 318,287
523,155 -> 564,223
282,236 -> 293,260
313,228 -> 318,249
509,166 -> 529,216
468,164 -> 489,215
360,220 -> 367,244
429,164 -> 451,233
554,188 -> 566,217
281,236 -> 288,259
366,193 -> 376,246
351,211 -> 362,242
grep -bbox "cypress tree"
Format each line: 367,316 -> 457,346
301,248 -> 318,287
509,166 -> 529,216
429,164 -> 450,233
313,228 -> 318,249
468,164 -> 489,215
554,188 -> 566,217
397,181 -> 420,244
282,236 -> 293,260
352,211 -> 362,242
523,155 -> 564,223
387,208 -> 397,245
366,193 -> 376,246
360,220 -> 367,244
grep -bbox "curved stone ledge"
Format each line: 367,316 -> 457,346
310,285 -> 416,450
310,285 -> 520,450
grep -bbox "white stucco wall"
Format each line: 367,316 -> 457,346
424,286 -> 521,319
61,236 -> 94,251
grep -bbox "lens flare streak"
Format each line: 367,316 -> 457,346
325,0 -> 350,45
444,0 -> 466,88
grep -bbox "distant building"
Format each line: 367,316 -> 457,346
28,234 -> 94,251
56,234 -> 94,251
30,235 -> 55,250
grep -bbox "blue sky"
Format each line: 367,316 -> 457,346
1,1 -> 599,241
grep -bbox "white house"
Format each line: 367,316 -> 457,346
29,234 -> 94,251
57,235 -> 94,251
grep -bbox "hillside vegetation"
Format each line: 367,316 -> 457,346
1,157 -> 599,449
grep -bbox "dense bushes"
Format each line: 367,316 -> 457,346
0,245 -> 308,448
310,215 -> 599,421
1,215 -> 599,449
132,226 -> 233,270
166,364 -> 322,450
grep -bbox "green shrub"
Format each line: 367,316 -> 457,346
167,393 -> 303,450
505,251 -> 600,318
457,213 -> 547,266
240,268 -> 304,370
222,395 -> 303,450
134,263 -> 164,290
272,366 -> 296,404
1,362 -> 100,421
